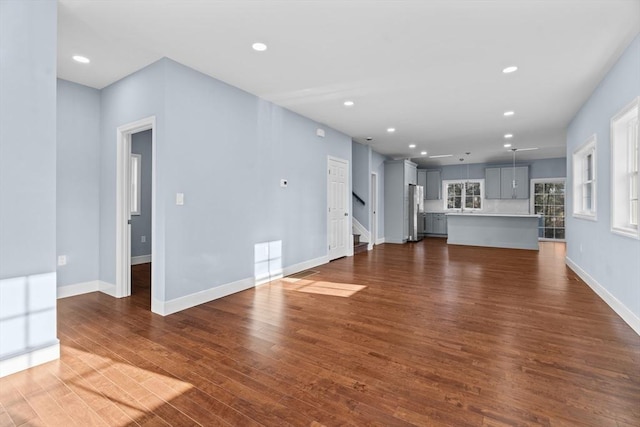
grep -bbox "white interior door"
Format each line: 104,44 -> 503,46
371,172 -> 377,246
328,157 -> 349,260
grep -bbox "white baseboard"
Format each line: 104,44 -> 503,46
0,342 -> 60,378
385,238 -> 406,244
131,255 -> 151,265
368,243 -> 374,251
99,281 -> 117,297
352,217 -> 370,243
566,256 -> 640,336
155,276 -> 255,316
283,255 -> 329,277
57,280 -> 99,299
376,237 -> 385,245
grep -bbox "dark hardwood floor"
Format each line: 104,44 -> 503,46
1,239 -> 639,426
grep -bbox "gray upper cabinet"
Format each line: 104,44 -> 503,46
485,167 -> 502,199
486,166 -> 529,199
425,170 -> 441,200
417,170 -> 427,195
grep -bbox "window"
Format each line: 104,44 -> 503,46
531,179 -> 565,240
443,179 -> 484,211
572,135 -> 597,219
130,154 -> 141,216
611,97 -> 639,238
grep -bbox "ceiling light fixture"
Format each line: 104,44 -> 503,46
420,151 -> 427,155
252,42 -> 267,51
72,55 -> 90,64
387,127 -> 396,133
503,111 -> 515,117
504,134 -> 513,139
343,100 -> 354,107
504,143 -> 512,148
502,66 -> 518,73
409,144 -> 416,148
429,154 -> 453,158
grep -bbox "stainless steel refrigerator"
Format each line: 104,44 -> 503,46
408,184 -> 424,242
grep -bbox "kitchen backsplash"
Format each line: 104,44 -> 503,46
424,198 -> 530,214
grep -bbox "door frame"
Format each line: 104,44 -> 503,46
115,116 -> 156,302
370,172 -> 378,249
327,155 -> 351,260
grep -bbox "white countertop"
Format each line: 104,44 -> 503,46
445,213 -> 540,218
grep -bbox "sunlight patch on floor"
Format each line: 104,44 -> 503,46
279,278 -> 366,297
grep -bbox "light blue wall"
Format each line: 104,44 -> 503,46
0,0 -> 58,362
99,59 -> 167,300
56,79 -> 101,287
131,130 -> 152,258
566,35 -> 640,322
99,58 -> 351,302
352,141 -> 370,228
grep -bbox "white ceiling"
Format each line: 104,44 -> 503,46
57,0 -> 640,166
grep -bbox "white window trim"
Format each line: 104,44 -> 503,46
530,178 -> 566,242
572,135 -> 597,221
442,179 -> 485,212
130,153 -> 141,216
610,96 -> 640,239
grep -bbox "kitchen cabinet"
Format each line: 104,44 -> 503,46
417,170 -> 427,193
426,170 -> 442,200
423,213 -> 447,236
485,166 -> 529,199
384,159 -> 417,243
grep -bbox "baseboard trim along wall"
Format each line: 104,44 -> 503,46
57,280 -> 100,299
131,255 -> 151,265
282,255 -> 329,277
566,256 -> 640,336
0,342 -> 60,378
98,281 -> 117,297
376,237 -> 386,245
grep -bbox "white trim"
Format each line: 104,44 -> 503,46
367,243 -> 374,251
529,177 -> 566,241
0,342 -> 60,378
116,116 -> 157,305
352,217 -> 370,243
566,256 -> 640,336
610,96 -> 640,240
572,134 -> 597,220
375,237 -> 386,245
370,171 -> 378,247
57,280 -> 100,299
131,255 -> 152,265
385,238 -> 405,244
155,277 -> 255,316
282,255 -> 329,277
99,281 -> 117,297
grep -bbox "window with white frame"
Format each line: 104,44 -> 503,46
611,97 -> 639,238
130,154 -> 141,216
443,179 -> 484,211
572,135 -> 597,219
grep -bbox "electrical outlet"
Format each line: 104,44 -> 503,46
58,255 -> 67,266
141,236 -> 146,243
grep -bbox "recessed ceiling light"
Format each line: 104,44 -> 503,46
504,143 -> 512,148
72,55 -> 90,64
503,111 -> 515,117
252,42 -> 267,51
343,100 -> 354,107
504,134 -> 513,139
409,144 -> 416,148
502,66 -> 518,73
420,151 -> 427,155
387,127 -> 396,133
429,154 -> 453,159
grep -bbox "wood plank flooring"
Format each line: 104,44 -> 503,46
1,239 -> 639,426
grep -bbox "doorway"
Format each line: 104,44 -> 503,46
327,156 -> 350,260
370,172 -> 378,248
130,130 -> 153,307
530,178 -> 566,241
115,116 -> 156,311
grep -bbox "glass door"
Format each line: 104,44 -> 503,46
531,179 -> 566,241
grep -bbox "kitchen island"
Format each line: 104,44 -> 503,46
446,213 -> 540,250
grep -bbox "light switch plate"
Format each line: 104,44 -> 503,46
176,193 -> 184,205
280,179 -> 288,188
